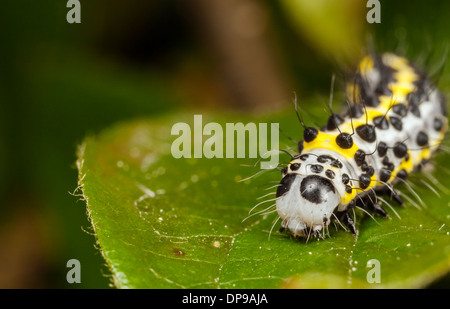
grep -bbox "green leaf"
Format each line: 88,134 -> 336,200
77,111 -> 450,289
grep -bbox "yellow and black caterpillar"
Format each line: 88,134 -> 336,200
276,53 -> 448,238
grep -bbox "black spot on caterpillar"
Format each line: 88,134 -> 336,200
274,53 -> 448,239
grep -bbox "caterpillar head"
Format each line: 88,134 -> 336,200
276,173 -> 340,237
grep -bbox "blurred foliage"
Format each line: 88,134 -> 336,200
0,0 -> 449,288
280,0 -> 366,63
0,1 -> 184,288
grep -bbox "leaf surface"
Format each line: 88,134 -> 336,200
77,111 -> 450,288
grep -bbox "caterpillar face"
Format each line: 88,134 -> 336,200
273,53 -> 448,239
276,158 -> 341,237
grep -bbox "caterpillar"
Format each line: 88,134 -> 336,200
275,53 -> 448,239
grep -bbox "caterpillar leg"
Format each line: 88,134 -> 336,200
370,203 -> 389,218
355,192 -> 389,218
375,187 -> 404,206
336,210 -> 357,235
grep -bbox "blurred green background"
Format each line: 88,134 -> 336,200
0,0 -> 449,288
